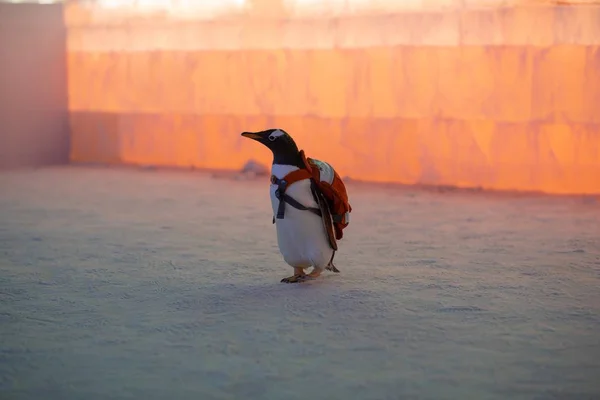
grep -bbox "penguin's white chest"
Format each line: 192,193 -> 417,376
270,164 -> 333,269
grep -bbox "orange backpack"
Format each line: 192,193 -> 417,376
270,150 -> 352,241
301,151 -> 352,240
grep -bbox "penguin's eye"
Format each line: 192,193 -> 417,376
268,130 -> 285,142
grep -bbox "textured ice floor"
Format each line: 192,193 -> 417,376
1,166 -> 600,400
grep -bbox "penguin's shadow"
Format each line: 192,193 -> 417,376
238,274 -> 338,295
192,276 -> 337,313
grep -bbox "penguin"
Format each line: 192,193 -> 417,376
241,129 -> 340,283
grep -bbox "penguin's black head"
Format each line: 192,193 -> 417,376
241,129 -> 303,167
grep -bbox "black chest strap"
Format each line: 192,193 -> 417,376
271,175 -> 322,221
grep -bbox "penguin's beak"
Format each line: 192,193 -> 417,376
241,132 -> 264,141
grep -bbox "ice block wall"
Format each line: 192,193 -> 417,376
0,3 -> 69,169
65,1 -> 600,194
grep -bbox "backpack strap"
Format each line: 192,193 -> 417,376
299,150 -> 313,173
273,168 -> 312,187
270,169 -> 322,220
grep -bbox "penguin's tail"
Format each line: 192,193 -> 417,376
326,263 -> 340,273
326,252 -> 340,273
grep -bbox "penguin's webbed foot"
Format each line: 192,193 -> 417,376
281,268 -> 323,283
281,274 -> 306,283
281,267 -> 306,283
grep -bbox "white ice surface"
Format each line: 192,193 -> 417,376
1,166 -> 599,400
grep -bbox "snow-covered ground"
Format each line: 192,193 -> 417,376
1,166 -> 599,400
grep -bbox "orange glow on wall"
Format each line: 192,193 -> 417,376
65,2 -> 600,195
